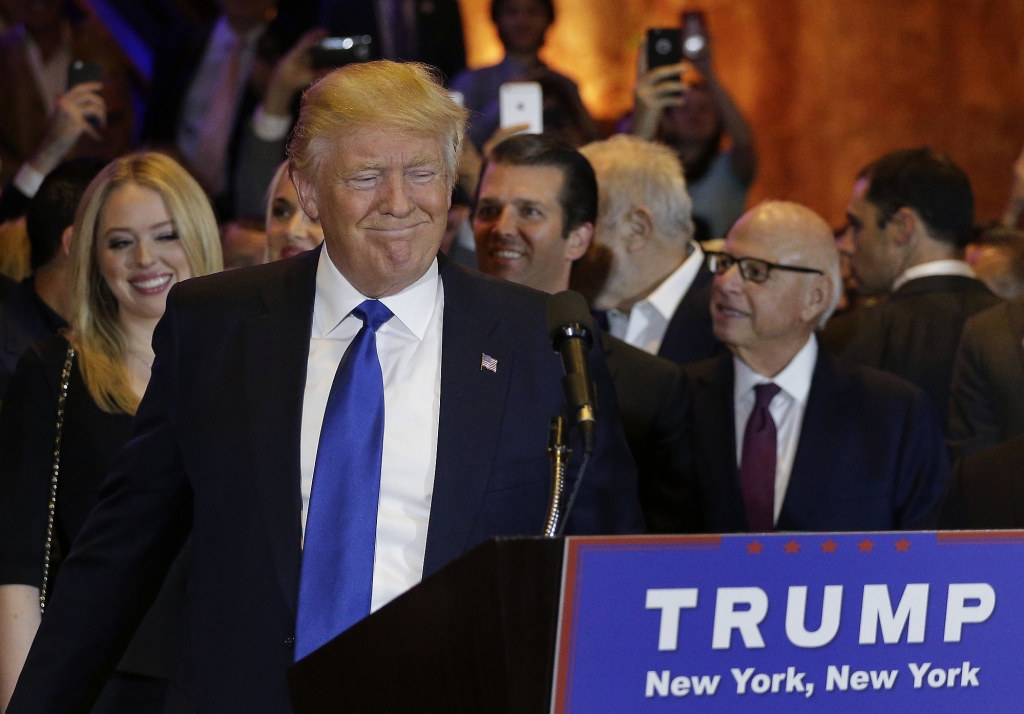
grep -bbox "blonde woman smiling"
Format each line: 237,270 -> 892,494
0,152 -> 221,713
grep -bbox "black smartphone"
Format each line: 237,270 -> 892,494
309,36 -> 373,70
68,59 -> 102,89
647,28 -> 682,69
67,60 -> 103,130
682,11 -> 708,59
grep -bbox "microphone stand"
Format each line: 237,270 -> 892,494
542,415 -> 571,537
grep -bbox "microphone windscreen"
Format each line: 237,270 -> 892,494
546,290 -> 595,342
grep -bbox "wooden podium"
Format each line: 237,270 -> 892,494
287,537 -> 563,714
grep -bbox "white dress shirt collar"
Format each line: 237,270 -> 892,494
607,242 -> 704,355
734,334 -> 818,406
645,242 -> 705,321
891,259 -> 975,293
314,243 -> 440,341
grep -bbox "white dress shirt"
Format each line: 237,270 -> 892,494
606,242 -> 704,355
300,245 -> 443,613
733,335 -> 818,524
891,259 -> 975,292
176,16 -> 264,165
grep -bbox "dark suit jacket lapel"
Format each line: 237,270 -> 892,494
659,266 -> 716,363
423,260 -> 514,577
690,355 -> 746,529
243,249 -> 319,615
778,350 -> 851,528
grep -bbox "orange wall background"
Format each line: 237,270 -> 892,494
458,0 -> 1024,227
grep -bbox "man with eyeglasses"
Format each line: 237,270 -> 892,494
683,201 -> 948,533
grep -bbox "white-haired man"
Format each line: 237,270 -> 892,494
684,201 -> 948,533
580,134 -> 721,366
6,62 -> 643,714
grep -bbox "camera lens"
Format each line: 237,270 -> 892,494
654,38 -> 672,56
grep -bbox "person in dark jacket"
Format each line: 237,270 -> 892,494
823,148 -> 1001,431
0,158 -> 105,400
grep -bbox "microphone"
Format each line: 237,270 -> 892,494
546,290 -> 597,453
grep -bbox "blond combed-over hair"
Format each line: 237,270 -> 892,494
288,61 -> 468,184
70,152 -> 223,415
580,134 -> 694,244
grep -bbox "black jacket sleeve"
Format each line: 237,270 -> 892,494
6,298 -> 193,714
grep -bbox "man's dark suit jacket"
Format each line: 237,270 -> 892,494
656,266 -> 723,366
602,334 -> 689,533
939,433 -> 1024,529
0,277 -> 66,398
821,275 -> 1000,432
682,349 -> 949,533
7,249 -> 643,714
947,297 -> 1024,460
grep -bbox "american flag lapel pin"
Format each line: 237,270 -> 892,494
480,353 -> 498,373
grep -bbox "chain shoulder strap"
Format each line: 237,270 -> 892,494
40,343 -> 75,613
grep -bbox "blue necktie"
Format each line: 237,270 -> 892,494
295,299 -> 393,661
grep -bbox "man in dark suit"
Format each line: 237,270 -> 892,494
822,148 -> 1001,430
7,62 -> 643,714
141,0 -> 300,217
947,296 -> 1024,460
472,133 -> 689,533
578,135 -> 721,366
686,201 -> 948,533
939,433 -> 1024,529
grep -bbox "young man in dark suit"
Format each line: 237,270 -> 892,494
687,201 -> 948,533
947,296 -> 1024,460
472,133 -> 689,533
579,135 -> 721,366
6,62 -> 643,714
822,148 -> 1001,431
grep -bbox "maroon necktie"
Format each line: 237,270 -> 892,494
739,383 -> 781,532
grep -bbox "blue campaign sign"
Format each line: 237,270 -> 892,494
550,532 -> 1024,713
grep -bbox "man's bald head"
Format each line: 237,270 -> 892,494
729,201 -> 842,327
712,201 -> 841,376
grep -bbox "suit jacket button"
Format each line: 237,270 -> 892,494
285,633 -> 295,648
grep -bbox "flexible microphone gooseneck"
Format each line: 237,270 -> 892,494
546,290 -> 597,453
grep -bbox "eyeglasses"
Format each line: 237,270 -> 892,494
705,251 -> 824,284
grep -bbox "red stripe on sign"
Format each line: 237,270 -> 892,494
936,530 -> 1024,544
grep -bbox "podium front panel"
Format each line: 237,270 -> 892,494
551,531 -> 1024,713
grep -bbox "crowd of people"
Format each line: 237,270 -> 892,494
0,1 -> 1021,712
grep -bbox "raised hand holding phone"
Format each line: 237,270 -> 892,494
26,74 -> 107,177
633,37 -> 685,142
499,81 -> 543,135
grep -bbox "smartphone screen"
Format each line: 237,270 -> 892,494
682,11 -> 708,59
499,82 -> 543,134
67,60 -> 102,89
309,36 -> 373,69
647,28 -> 682,69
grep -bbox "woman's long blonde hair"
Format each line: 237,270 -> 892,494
70,152 -> 223,414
